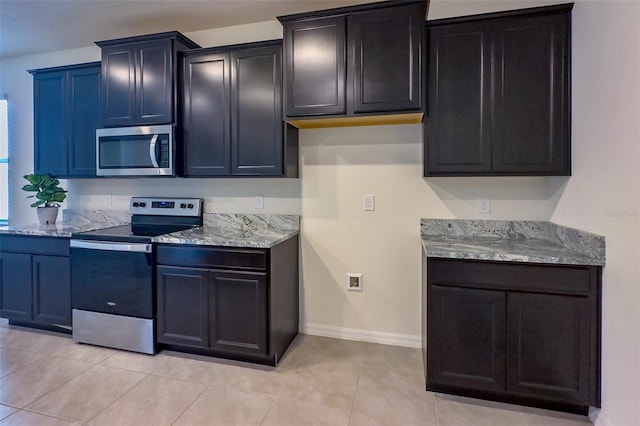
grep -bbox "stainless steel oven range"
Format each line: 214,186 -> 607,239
70,197 -> 203,354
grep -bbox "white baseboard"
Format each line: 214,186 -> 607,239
299,323 -> 421,348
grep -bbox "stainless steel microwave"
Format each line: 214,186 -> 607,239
96,125 -> 174,176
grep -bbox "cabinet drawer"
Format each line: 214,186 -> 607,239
428,258 -> 594,296
0,235 -> 70,256
156,245 -> 267,271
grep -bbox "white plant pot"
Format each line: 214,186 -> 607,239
37,206 -> 59,225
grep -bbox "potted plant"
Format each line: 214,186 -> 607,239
22,173 -> 67,225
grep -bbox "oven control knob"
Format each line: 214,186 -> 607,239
180,203 -> 186,208
139,202 -> 146,207
133,202 -> 139,207
188,203 -> 194,209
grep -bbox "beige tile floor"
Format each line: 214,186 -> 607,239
0,320 -> 594,426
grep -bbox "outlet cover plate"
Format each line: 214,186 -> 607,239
478,198 -> 491,214
347,273 -> 363,292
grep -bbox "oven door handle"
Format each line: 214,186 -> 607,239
70,240 -> 152,253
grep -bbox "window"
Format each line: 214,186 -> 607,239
0,98 -> 8,225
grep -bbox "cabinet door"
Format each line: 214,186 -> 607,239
32,255 -> 71,326
210,270 -> 268,355
33,70 -> 67,176
182,52 -> 231,176
68,65 -> 100,177
156,266 -> 209,348
0,252 -> 33,321
507,292 -> 591,404
283,16 -> 346,116
428,285 -> 506,392
231,45 -> 283,175
349,3 -> 423,113
492,13 -> 570,175
101,45 -> 136,127
136,40 -> 173,125
425,21 -> 493,176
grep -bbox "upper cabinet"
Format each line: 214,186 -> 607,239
29,62 -> 101,178
278,0 -> 428,128
425,4 -> 573,176
181,40 -> 298,178
96,31 -> 200,127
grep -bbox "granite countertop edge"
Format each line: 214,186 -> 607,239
153,228 -> 300,249
420,219 -> 606,267
0,224 -> 299,249
421,239 -> 606,267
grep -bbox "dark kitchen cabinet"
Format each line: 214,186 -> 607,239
157,266 -> 209,348
97,31 -> 200,127
0,252 -> 33,322
424,257 -> 601,414
278,0 -> 427,124
425,4 -> 572,176
282,16 -> 346,117
0,235 -> 71,330
182,40 -> 298,177
429,285 -> 506,393
30,62 -> 101,178
209,270 -> 268,354
155,235 -> 299,366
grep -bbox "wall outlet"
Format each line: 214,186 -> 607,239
105,193 -> 112,206
363,195 -> 375,211
347,273 -> 363,292
477,198 -> 491,214
254,195 -> 264,209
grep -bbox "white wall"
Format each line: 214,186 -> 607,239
1,2 -> 638,424
550,2 -> 640,425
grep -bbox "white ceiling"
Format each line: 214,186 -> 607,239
0,0 -> 565,60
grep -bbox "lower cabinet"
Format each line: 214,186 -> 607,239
156,266 -> 268,355
425,258 -> 601,414
0,236 -> 71,329
155,235 -> 299,365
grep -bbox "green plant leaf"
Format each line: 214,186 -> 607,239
23,174 -> 41,185
30,200 -> 45,208
21,184 -> 40,192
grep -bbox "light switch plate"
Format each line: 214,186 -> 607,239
363,195 -> 375,211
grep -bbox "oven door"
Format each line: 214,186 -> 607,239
96,125 -> 173,176
70,240 -> 154,319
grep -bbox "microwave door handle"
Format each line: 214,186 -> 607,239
149,134 -> 160,168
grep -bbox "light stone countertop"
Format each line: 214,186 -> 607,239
153,225 -> 299,248
421,219 -> 605,267
153,213 -> 300,248
0,211 -> 300,249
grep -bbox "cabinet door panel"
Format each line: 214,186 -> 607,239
210,270 -> 268,355
182,53 -> 231,176
68,66 -> 100,177
33,71 -> 67,176
32,255 -> 71,326
425,21 -> 492,175
156,266 -> 209,348
350,3 -> 423,113
284,16 -> 346,116
507,292 -> 591,404
428,285 -> 506,392
492,14 -> 570,174
231,46 -> 283,175
0,253 -> 33,321
137,40 -> 173,124
101,46 -> 136,127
